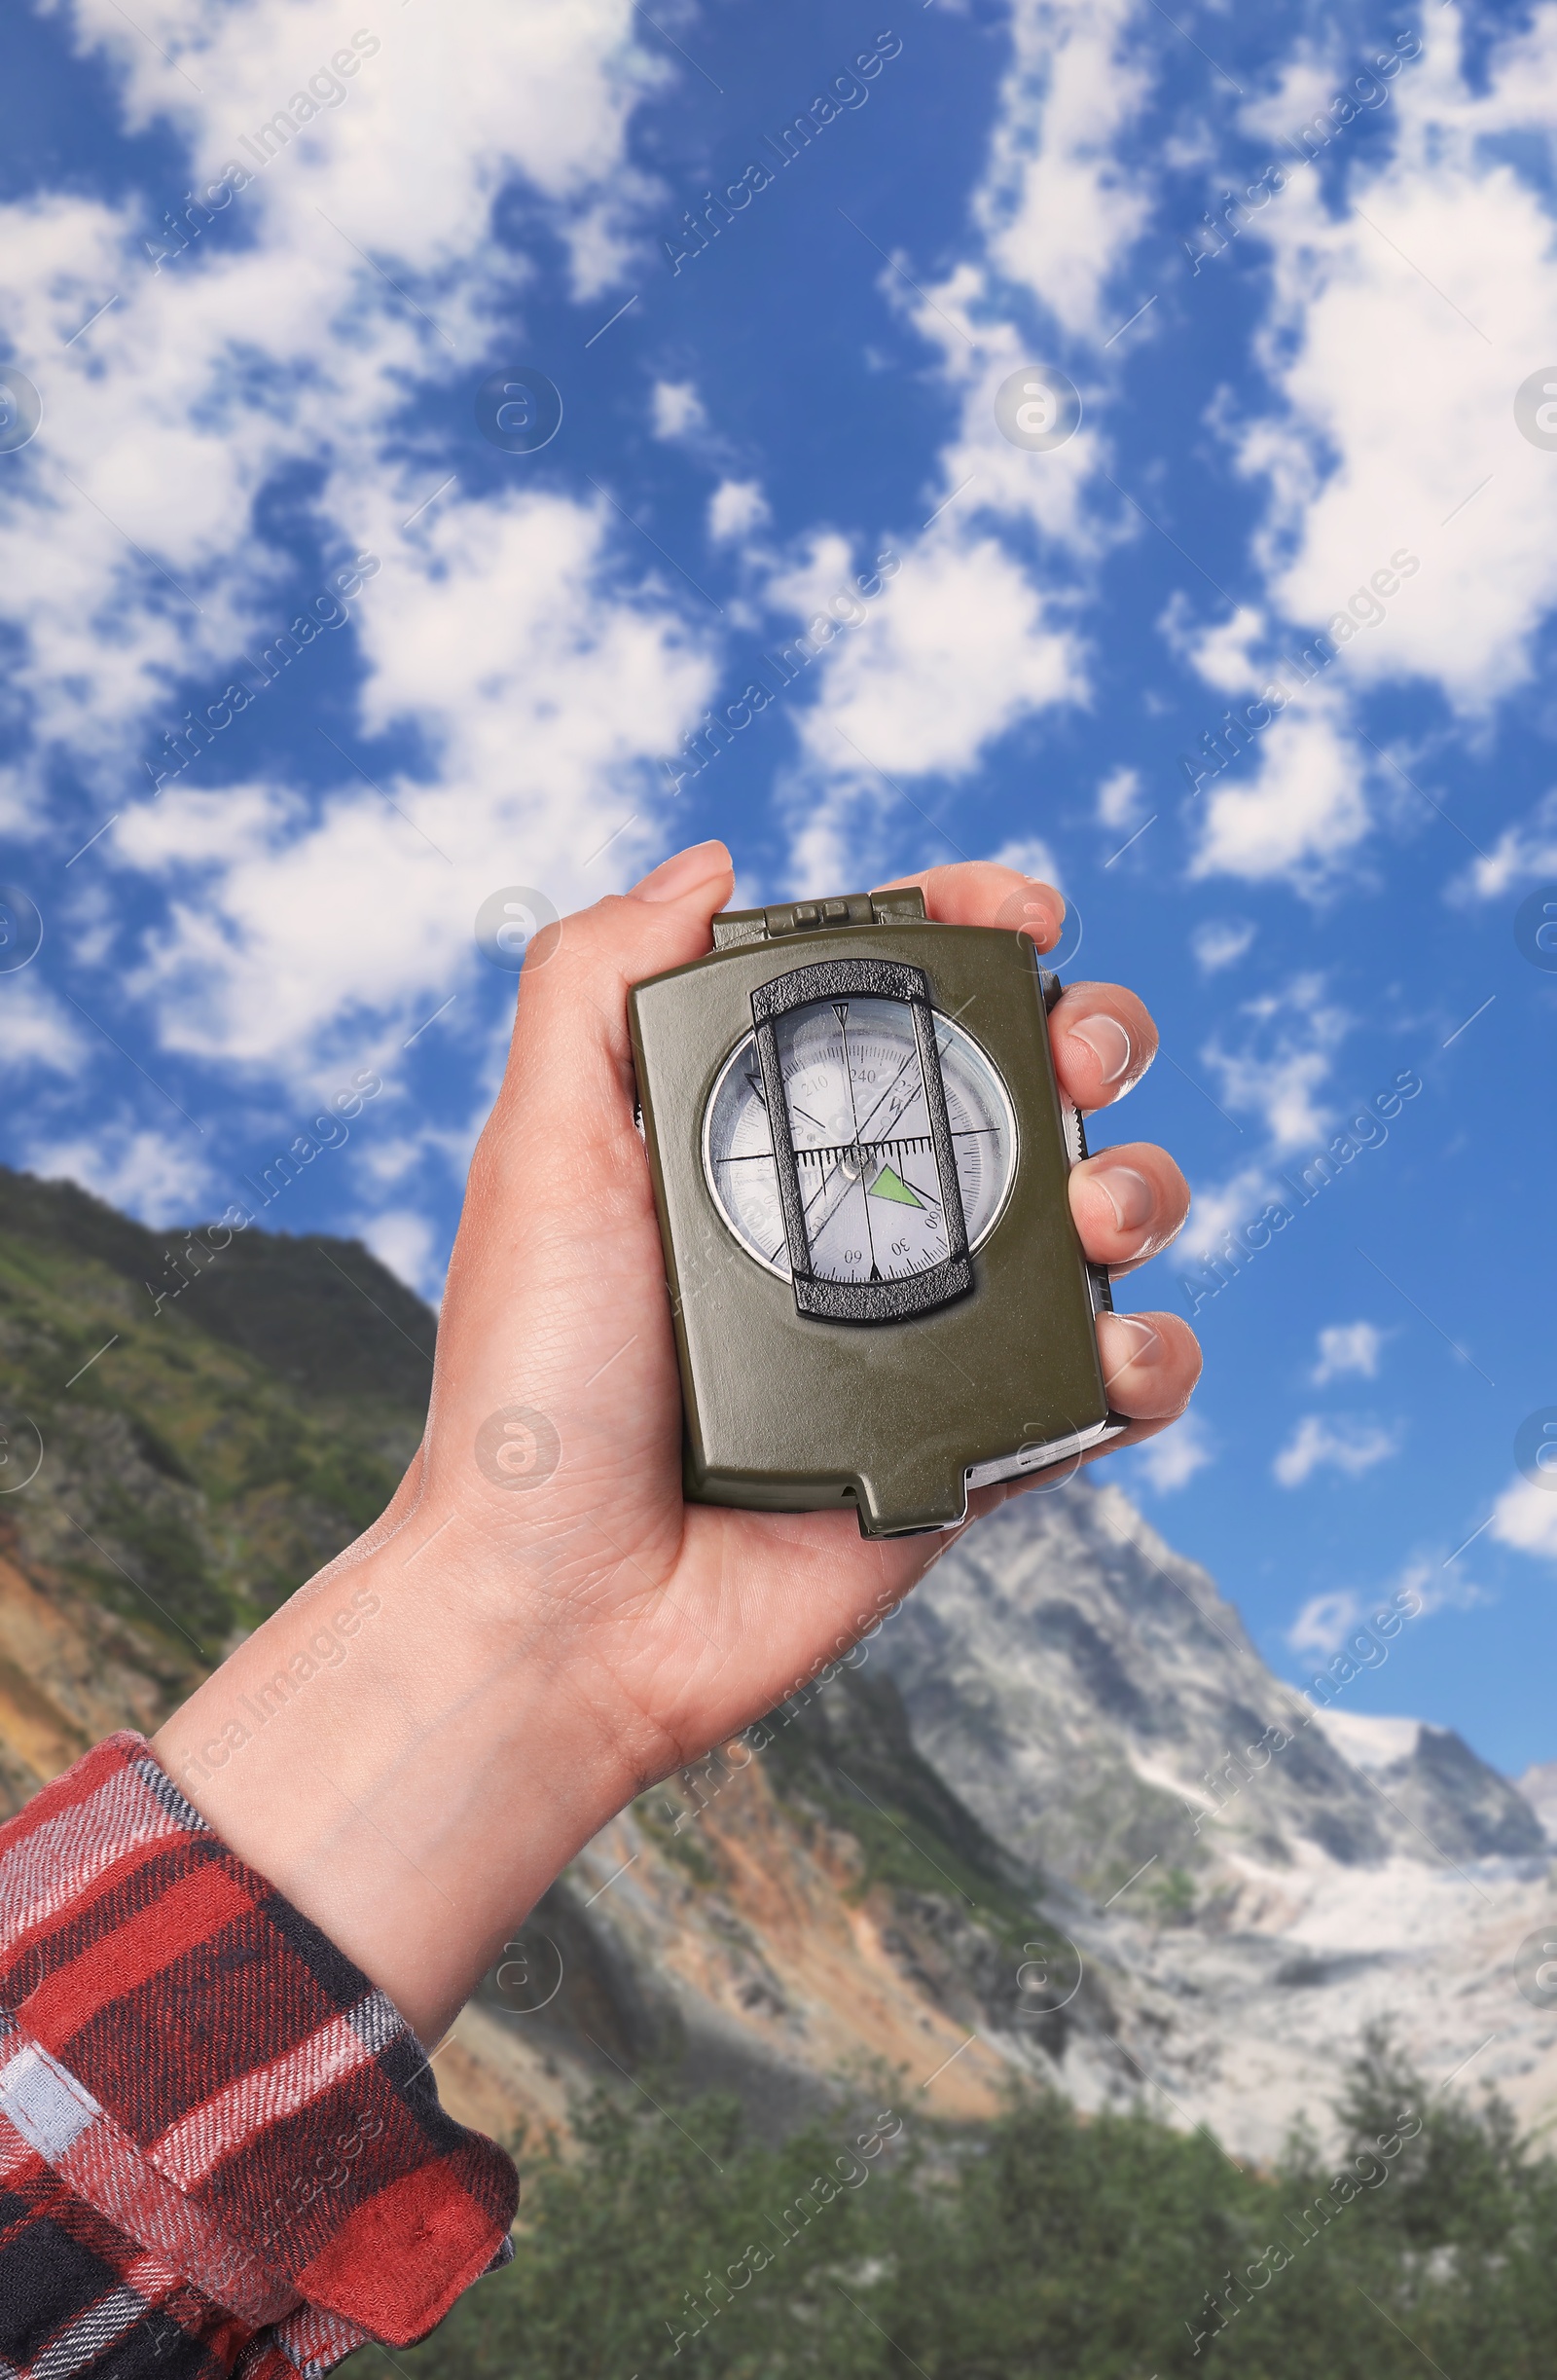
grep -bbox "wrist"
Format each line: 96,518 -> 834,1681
153,1506 -> 639,2043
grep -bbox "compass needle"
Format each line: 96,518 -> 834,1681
704,995 -> 1012,1289
867,1163 -> 924,1208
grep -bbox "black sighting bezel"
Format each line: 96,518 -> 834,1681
748,956 -> 974,1325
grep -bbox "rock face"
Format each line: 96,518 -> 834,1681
1518,1758 -> 1557,1847
865,1483 -> 1557,2161
481,1663 -> 1121,2148
1311,1710 -> 1546,1863
873,1483 -> 1541,1894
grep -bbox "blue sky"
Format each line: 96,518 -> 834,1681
2,0 -> 1556,1770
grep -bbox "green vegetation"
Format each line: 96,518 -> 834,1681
1145,1862 -> 1199,1922
757,1664 -> 1042,1964
0,1166 -> 430,1659
636,1791 -> 723,1886
366,2030 -> 1557,2379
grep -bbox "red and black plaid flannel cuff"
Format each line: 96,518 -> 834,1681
0,1734 -> 518,2380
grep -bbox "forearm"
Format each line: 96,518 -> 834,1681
152,1505 -> 637,2046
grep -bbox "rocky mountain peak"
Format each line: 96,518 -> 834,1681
876,1478 -> 1542,1897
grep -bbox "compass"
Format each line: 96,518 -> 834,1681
703,990 -> 1017,1300
630,888 -> 1124,1536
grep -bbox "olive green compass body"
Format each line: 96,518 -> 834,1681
629,888 -> 1124,1537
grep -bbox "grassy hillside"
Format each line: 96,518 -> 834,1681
0,1166 -> 433,1797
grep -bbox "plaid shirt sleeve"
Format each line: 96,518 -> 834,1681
0,1733 -> 518,2380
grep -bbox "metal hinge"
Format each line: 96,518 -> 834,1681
710,886 -> 926,948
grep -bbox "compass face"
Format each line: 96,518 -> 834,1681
702,995 -> 1017,1285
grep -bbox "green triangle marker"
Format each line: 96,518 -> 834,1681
867,1162 -> 924,1208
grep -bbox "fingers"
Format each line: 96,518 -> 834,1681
1049,981 -> 1157,1109
875,865 -> 1156,1112
874,861 -> 1065,950
965,1307 -> 1201,1521
1096,1308 -> 1203,1419
1068,1140 -> 1189,1274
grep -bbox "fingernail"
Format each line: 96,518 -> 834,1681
1094,1164 -> 1154,1232
1107,1315 -> 1163,1380
1007,886 -> 1062,942
1068,1012 -> 1133,1085
632,840 -> 731,904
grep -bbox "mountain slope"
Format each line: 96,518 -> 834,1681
0,1165 -> 427,1700
2,1166 -> 1554,2167
872,1485 -> 1557,2159
876,1482 -> 1542,1898
468,1661 -> 1119,2149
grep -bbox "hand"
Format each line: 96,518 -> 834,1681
156,844 -> 1199,2042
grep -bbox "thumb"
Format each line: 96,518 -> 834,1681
499,839 -> 735,1132
625,839 -> 737,918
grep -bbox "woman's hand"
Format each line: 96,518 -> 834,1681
156,843 -> 1199,2042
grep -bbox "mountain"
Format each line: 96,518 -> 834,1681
458,1661 -> 1121,2151
873,1485 -> 1544,1894
1518,1758 -> 1557,1848
2,1164 -> 1555,2166
0,1164 -> 429,1805
1312,1708 -> 1547,1863
866,1487 -> 1557,2157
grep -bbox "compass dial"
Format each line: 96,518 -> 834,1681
702,996 -> 1017,1285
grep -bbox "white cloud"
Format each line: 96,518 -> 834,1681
1234,42 -> 1350,151
1450,786 -> 1557,903
707,479 -> 770,544
1240,57 -> 1557,714
1274,1414 -> 1400,1488
1180,1158 -> 1286,1263
790,538 -> 1085,772
1189,699 -> 1373,888
987,834 -> 1063,888
114,488 -> 714,1068
975,0 -> 1155,344
1190,917 -> 1254,974
1288,1558 -> 1484,1661
1286,1589 -> 1365,1661
1173,13 -> 1557,891
0,766 -> 48,841
1096,766 -> 1141,829
767,0 -> 1164,890
24,1121 -> 211,1226
1312,1322 -> 1383,1384
1134,1410 -> 1214,1493
1179,974 -> 1352,1263
651,380 -> 706,440
358,1206 -> 443,1302
0,976 -> 89,1076
1200,972 -> 1351,1152
1161,598 -> 1268,694
782,535 -> 1086,888
1491,1475 -> 1557,1563
0,0 -> 714,1093
0,0 -> 660,779
353,1128 -> 438,1192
